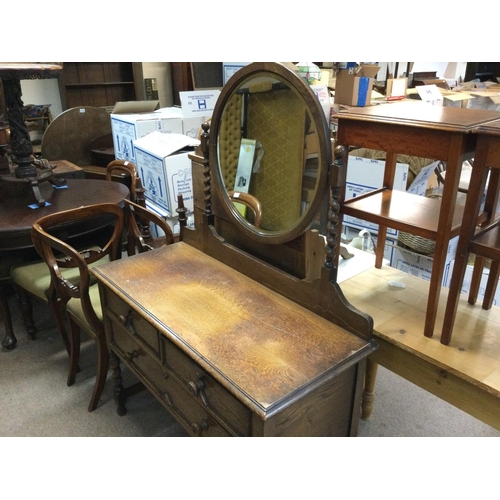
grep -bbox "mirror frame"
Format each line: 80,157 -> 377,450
209,62 -> 331,245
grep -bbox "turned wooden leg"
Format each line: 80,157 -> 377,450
14,287 -> 37,339
0,287 -> 16,349
110,350 -> 127,416
361,358 -> 378,420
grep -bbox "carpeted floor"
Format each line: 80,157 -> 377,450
1,292 -> 499,438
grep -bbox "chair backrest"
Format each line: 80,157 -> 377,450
106,159 -> 137,202
123,199 -> 174,256
31,203 -> 124,328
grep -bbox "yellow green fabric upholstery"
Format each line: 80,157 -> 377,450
66,284 -> 103,334
11,252 -> 109,302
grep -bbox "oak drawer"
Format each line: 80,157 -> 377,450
161,336 -> 251,436
110,322 -> 229,437
104,290 -> 160,358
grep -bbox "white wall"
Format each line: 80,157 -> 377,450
20,78 -> 63,119
141,62 -> 174,108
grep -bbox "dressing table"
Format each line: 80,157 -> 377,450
92,62 -> 377,436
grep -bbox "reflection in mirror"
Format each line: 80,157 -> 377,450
216,71 -> 321,235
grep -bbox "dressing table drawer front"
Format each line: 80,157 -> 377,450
161,337 -> 251,436
110,325 -> 229,437
105,291 -> 160,357
161,371 -> 231,437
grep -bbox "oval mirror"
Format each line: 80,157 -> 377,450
210,62 -> 330,245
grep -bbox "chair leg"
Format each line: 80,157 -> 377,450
87,334 -> 110,412
468,256 -> 485,306
47,295 -> 71,356
0,286 -> 16,349
482,260 -> 500,310
14,286 -> 37,339
67,319 -> 81,387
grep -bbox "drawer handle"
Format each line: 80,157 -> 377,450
126,349 -> 139,362
118,310 -> 138,336
191,419 -> 209,436
188,379 -> 209,406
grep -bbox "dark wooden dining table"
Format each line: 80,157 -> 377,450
0,177 -> 130,348
0,178 -> 129,250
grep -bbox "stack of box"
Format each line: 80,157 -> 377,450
133,132 -> 199,225
111,107 -> 183,163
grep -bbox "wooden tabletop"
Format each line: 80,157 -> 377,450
0,178 -> 129,250
342,264 -> 500,429
475,118 -> 500,136
91,242 -> 373,415
335,101 -> 500,132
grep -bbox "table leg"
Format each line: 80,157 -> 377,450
110,350 -> 127,416
0,287 -> 16,349
361,358 -> 378,420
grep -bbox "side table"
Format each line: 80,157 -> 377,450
335,102 -> 500,338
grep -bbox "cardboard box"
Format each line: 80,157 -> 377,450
309,84 -> 331,121
444,261 -> 500,307
386,77 -> 408,100
465,91 -> 500,111
145,199 -> 195,237
133,131 -> 199,216
389,236 -> 458,284
179,90 -> 220,139
334,64 -> 380,107
343,148 -> 409,236
111,107 -> 183,163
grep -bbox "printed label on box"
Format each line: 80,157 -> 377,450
344,155 -> 408,236
136,148 -> 193,215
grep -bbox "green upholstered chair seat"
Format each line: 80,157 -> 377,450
65,284 -> 103,335
11,253 -> 109,301
1,254 -> 23,282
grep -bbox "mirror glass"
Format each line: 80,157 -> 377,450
211,63 -> 329,244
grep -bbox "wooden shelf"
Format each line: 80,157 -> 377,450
59,62 -> 141,110
64,82 -> 135,87
342,188 -> 465,240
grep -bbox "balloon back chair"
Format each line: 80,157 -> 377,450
31,203 -> 124,412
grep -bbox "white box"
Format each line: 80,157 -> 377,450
145,199 -> 194,237
388,236 -> 458,284
344,150 -> 409,237
466,91 -> 500,111
179,90 -> 220,139
310,84 -> 331,122
182,116 -> 208,139
111,107 -> 183,163
179,90 -> 220,118
134,131 -> 199,216
445,261 -> 500,307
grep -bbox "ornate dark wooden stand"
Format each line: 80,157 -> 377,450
0,63 -> 64,207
